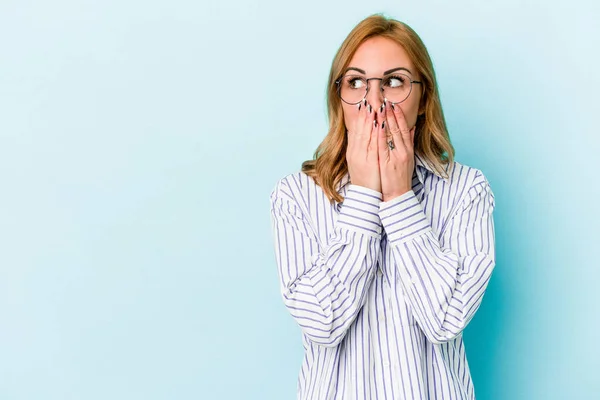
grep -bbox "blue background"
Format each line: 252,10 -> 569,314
1,1 -> 598,399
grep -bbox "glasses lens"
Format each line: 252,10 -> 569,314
337,73 -> 413,104
382,73 -> 411,103
338,75 -> 367,104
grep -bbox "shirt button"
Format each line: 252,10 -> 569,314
411,276 -> 418,284
377,268 -> 382,277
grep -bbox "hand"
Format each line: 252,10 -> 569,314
346,99 -> 381,193
376,100 -> 416,202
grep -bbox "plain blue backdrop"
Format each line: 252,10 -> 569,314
1,1 -> 598,399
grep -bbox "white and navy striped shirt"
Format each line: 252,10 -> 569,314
269,153 -> 496,400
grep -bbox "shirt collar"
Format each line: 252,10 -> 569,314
413,152 -> 451,185
336,152 -> 450,193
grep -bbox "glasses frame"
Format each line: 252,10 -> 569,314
334,73 -> 422,105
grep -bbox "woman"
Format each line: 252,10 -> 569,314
269,13 -> 496,400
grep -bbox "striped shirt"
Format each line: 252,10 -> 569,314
268,153 -> 496,400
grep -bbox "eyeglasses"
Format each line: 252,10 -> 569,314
334,73 -> 422,105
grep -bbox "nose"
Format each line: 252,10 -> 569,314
366,79 -> 385,113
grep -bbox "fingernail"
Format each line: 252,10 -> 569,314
358,103 -> 361,111
374,120 -> 378,128
380,104 -> 384,113
391,103 -> 395,110
381,121 -> 385,129
368,104 -> 372,113
364,99 -> 367,106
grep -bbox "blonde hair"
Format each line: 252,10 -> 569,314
301,13 -> 455,204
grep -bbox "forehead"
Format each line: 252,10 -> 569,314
348,36 -> 414,74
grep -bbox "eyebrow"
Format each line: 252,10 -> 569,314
344,66 -> 414,76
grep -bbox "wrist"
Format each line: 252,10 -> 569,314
382,188 -> 412,202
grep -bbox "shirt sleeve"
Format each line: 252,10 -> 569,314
269,180 -> 383,347
378,172 -> 496,344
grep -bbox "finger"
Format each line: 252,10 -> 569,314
361,99 -> 373,146
377,102 -> 386,127
369,119 -> 379,161
377,103 -> 388,154
365,100 -> 377,153
386,100 -> 411,150
378,111 -> 388,160
368,116 -> 378,155
383,100 -> 402,151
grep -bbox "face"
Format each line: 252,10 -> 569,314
340,36 -> 423,133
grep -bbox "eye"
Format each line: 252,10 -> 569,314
383,74 -> 407,88
345,75 -> 366,90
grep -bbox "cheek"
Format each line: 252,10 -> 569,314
342,104 -> 358,127
402,101 -> 420,125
